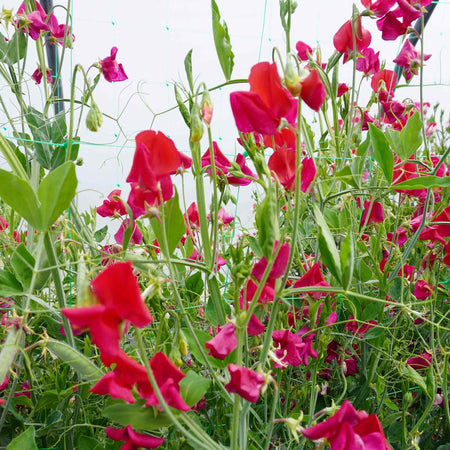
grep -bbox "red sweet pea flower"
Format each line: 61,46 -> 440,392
302,400 -> 390,450
97,189 -> 127,217
333,19 -> 372,63
371,69 -> 397,98
201,141 -> 231,176
106,425 -> 164,449
100,47 -> 128,82
419,205 -> 450,244
358,198 -> 385,226
205,322 -> 237,360
268,149 -> 316,192
62,262 -> 153,363
293,263 -> 331,299
263,127 -> 297,151
299,69 -> 327,111
296,40 -> 313,61
225,364 -> 264,403
226,153 -> 257,186
230,62 -> 297,135
344,316 -> 377,337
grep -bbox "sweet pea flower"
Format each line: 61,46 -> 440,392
293,263 -> 331,299
62,262 -> 153,364
226,153 -> 257,186
296,40 -> 312,61
268,149 -> 316,193
356,48 -> 380,75
361,0 -> 396,17
419,205 -> 450,244
272,329 -> 304,368
337,83 -> 349,97
225,364 -> 265,403
106,425 -> 164,449
302,400 -> 390,449
205,322 -> 237,360
371,69 -> 397,99
100,47 -> 128,82
358,198 -> 385,226
333,19 -> 372,63
96,189 -> 127,217
230,62 -> 297,135
406,352 -> 432,370
393,40 -> 431,81
32,66 -> 52,84
114,219 -> 143,246
16,1 -> 48,40
413,280 -> 433,300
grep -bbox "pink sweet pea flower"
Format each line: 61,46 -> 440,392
96,189 -> 127,217
337,83 -> 349,97
16,1 -> 48,40
225,364 -> 264,403
333,19 -> 372,63
356,48 -> 380,75
201,141 -> 231,176
419,206 -> 450,244
413,280 -> 433,300
100,47 -> 128,82
46,11 -> 74,47
32,66 -> 52,85
344,316 -> 377,337
106,425 -> 164,449
272,329 -> 304,368
393,40 -> 431,81
361,0 -> 396,17
205,322 -> 237,360
302,400 -> 390,450
296,40 -> 312,61
371,69 -> 397,99
230,62 -> 297,135
358,198 -> 385,226
376,12 -> 409,41
114,219 -> 143,246
226,153 -> 256,186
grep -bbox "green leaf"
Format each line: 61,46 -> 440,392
11,244 -> 35,289
403,365 -> 430,398
184,272 -> 204,301
0,168 -> 42,229
340,227 -> 354,290
182,327 -> 227,369
179,370 -> 210,407
174,84 -> 191,127
364,326 -> 384,340
25,107 -> 53,170
37,161 -> 77,230
46,339 -> 103,382
368,123 -> 393,184
51,111 -> 68,144
0,326 -> 19,383
334,166 -> 359,189
184,49 -> 194,93
150,189 -> 185,255
313,204 -> 341,283
6,427 -> 37,450
398,111 -> 422,160
392,175 -> 450,190
94,225 -> 108,243
211,0 -> 234,81
0,270 -> 23,296
4,31 -> 27,65
356,135 -> 370,157
75,436 -> 104,450
103,402 -> 172,431
384,127 -> 401,155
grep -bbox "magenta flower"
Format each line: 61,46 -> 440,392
201,141 -> 231,176
293,263 -> 331,299
393,40 -> 431,81
406,352 -> 432,370
361,0 -> 396,17
96,189 -> 127,217
296,327 -> 318,365
114,219 -> 143,246
356,48 -> 380,75
226,153 -> 256,186
225,364 -> 264,403
205,322 -> 237,360
358,198 -> 385,226
251,242 -> 290,281
302,400 -> 390,449
32,66 -> 52,85
17,1 -> 48,40
333,19 -> 371,63
413,280 -> 433,300
371,69 -> 397,99
337,83 -> 349,97
272,329 -> 304,368
295,40 -> 312,61
106,425 -> 164,449
100,47 -> 128,82
344,316 -> 377,337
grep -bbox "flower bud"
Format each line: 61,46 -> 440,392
285,62 -> 302,97
190,104 -> 204,142
201,90 -> 213,125
178,330 -> 189,356
86,101 -> 103,132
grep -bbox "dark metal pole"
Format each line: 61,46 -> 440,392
40,0 -> 65,115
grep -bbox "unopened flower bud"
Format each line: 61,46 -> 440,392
201,90 -> 213,125
190,104 -> 204,142
178,330 -> 189,356
285,62 -> 302,97
86,101 -> 103,132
